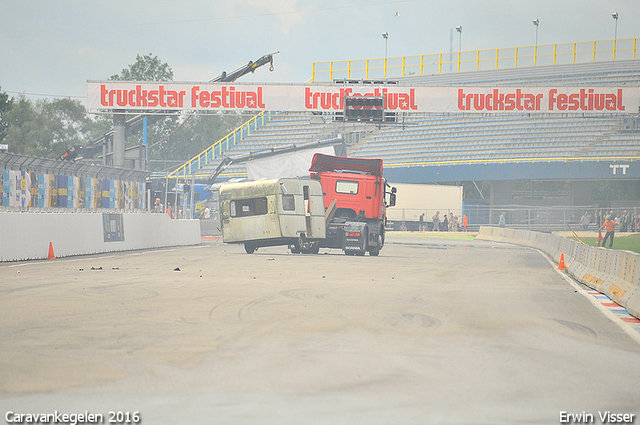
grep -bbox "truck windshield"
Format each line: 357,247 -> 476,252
336,180 -> 359,195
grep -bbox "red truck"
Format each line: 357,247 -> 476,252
310,153 -> 396,256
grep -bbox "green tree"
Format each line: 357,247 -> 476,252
110,53 -> 173,82
3,96 -> 98,158
0,86 -> 13,142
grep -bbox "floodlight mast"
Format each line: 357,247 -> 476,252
533,19 -> 540,65
382,32 -> 389,60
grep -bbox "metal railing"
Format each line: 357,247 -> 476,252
167,111 -> 277,178
310,38 -> 639,82
384,155 -> 640,170
1,152 -> 149,213
388,205 -> 640,233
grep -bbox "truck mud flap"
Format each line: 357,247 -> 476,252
342,221 -> 368,255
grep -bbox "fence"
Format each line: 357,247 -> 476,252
387,204 -> 640,233
1,152 -> 149,213
311,37 -> 639,82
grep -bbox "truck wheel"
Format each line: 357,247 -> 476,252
310,242 -> 320,254
244,243 -> 257,254
369,230 -> 383,256
355,228 -> 367,256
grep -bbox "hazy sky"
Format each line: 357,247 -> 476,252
1,0 -> 638,106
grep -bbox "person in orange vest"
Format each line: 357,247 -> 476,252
600,217 -> 619,248
463,214 -> 469,232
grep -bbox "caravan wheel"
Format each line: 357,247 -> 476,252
244,243 -> 257,254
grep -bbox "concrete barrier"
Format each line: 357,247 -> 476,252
0,212 -> 201,262
477,226 -> 640,319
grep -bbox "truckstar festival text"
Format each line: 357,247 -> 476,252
88,82 -> 638,114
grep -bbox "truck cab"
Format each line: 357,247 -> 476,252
310,154 -> 396,256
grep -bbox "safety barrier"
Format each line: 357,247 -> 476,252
0,211 -> 201,262
476,226 -> 640,319
311,37 -> 639,81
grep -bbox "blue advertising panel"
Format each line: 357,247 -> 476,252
101,179 -> 110,208
67,176 -> 73,208
2,170 -> 8,207
384,160 -> 640,183
57,175 -> 67,207
38,173 -> 45,207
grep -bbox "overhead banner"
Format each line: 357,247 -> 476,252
87,81 -> 639,114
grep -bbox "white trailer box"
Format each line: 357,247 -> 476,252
386,183 -> 463,230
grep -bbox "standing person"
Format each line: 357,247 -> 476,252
443,214 -> 449,232
580,212 -> 590,231
154,198 -> 163,213
621,210 -> 629,232
600,217 -> 619,248
499,212 -> 506,228
199,206 -> 211,219
432,211 -> 440,232
418,213 -> 425,232
463,214 -> 468,232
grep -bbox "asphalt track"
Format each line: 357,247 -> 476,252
1,233 -> 640,425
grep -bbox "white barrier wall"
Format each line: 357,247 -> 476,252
0,212 -> 201,262
476,226 -> 640,320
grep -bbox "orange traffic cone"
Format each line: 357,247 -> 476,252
557,253 -> 566,270
47,242 -> 56,260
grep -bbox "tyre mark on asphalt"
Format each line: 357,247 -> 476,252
237,293 -> 283,322
548,318 -> 598,340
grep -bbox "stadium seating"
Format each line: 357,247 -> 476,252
197,59 -> 640,179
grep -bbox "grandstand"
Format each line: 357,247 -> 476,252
169,40 -> 640,229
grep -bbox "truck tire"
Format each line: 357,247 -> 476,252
369,226 -> 384,256
369,235 -> 381,256
244,243 -> 257,254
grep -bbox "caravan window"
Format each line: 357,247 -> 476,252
230,197 -> 268,217
282,194 -> 295,211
